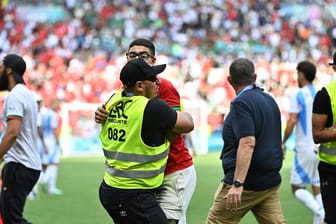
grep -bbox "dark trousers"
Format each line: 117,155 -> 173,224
99,181 -> 168,224
318,161 -> 336,224
0,162 -> 40,224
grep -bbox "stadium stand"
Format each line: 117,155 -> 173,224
0,0 -> 336,152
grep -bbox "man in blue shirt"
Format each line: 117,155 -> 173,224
207,58 -> 286,224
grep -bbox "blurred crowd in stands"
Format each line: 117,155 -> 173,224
1,0 -> 336,132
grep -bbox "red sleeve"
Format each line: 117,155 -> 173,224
158,78 -> 181,110
157,79 -> 193,175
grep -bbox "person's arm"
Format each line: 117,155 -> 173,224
283,113 -> 298,143
282,113 -> 298,158
234,136 -> 255,183
38,125 -> 48,154
225,136 -> 255,211
165,111 -> 194,141
53,126 -> 60,147
158,78 -> 188,141
312,88 -> 336,143
170,111 -> 194,134
95,104 -> 108,124
0,117 -> 22,160
312,113 -> 336,143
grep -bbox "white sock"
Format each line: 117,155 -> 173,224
48,164 -> 58,191
294,189 -> 321,215
42,167 -> 51,185
38,171 -> 45,183
315,194 -> 324,215
31,183 -> 38,194
315,194 -> 323,208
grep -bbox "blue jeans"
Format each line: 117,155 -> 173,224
99,181 -> 168,224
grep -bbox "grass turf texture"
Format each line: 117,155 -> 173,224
25,150 -> 313,223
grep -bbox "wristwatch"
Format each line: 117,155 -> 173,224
233,180 -> 244,187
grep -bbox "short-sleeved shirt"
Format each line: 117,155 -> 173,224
221,86 -> 283,191
1,84 -> 42,170
289,85 -> 317,151
158,78 -> 193,175
141,96 -> 177,146
313,87 -> 332,127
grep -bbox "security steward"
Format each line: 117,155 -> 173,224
312,52 -> 336,224
98,58 -> 194,224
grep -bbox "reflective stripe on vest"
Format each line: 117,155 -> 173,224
105,161 -> 167,179
103,148 -> 169,163
319,145 -> 336,155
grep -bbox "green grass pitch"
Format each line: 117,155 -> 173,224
25,150 -> 313,223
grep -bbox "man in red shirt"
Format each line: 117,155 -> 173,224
95,38 -> 196,224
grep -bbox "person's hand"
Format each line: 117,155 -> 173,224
95,104 -> 108,123
165,130 -> 179,141
281,143 -> 286,160
224,185 -> 243,211
44,145 -> 49,155
190,148 -> 197,157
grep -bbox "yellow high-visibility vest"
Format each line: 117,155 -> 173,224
99,90 -> 170,189
319,81 -> 336,165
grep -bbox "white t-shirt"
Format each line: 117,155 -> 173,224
1,84 -> 42,170
289,84 -> 318,152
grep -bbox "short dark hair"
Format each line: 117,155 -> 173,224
120,58 -> 166,88
229,58 -> 255,86
128,38 -> 155,56
296,61 -> 316,82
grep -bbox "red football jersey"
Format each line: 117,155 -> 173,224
158,78 -> 194,175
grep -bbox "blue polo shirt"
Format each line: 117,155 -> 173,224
220,86 -> 283,190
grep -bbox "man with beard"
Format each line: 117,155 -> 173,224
0,54 -> 42,224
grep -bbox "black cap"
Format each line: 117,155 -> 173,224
120,58 -> 166,87
3,54 -> 26,84
329,52 -> 336,66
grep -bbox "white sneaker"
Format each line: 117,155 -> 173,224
27,191 -> 38,200
48,188 -> 63,195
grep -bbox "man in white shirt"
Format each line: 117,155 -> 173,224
0,53 -> 42,224
282,60 -> 324,224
